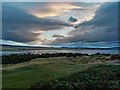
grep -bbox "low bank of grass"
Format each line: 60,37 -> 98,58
2,56 -> 92,88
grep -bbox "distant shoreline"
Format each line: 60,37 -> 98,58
1,44 -> 119,51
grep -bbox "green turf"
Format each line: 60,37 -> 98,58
2,56 -> 91,88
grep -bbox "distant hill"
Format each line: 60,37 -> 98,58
1,44 -> 53,51
1,44 -> 119,50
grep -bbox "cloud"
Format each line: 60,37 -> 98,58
26,2 -> 81,18
6,2 -> 81,18
2,3 -> 72,43
52,34 -> 65,39
3,0 -> 120,2
52,34 -> 65,37
50,2 -> 118,44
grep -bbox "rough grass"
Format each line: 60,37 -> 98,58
30,64 -> 120,90
3,56 -> 92,88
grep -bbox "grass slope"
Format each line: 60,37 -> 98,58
3,56 -> 92,88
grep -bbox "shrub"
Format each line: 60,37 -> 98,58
30,64 -> 120,90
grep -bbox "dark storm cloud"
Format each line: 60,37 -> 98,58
52,34 -> 65,38
2,30 -> 41,43
2,3 -> 72,43
51,2 -> 118,44
52,34 -> 65,40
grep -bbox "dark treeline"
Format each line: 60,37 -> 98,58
2,53 -> 87,64
1,53 -> 120,64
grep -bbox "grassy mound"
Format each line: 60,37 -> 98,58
30,64 -> 120,90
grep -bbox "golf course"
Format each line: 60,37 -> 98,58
2,53 -> 120,89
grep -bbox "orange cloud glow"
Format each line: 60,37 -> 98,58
27,3 -> 81,18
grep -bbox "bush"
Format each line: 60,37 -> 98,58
30,64 -> 120,90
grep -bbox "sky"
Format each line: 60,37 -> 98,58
2,0 -> 120,2
1,2 -> 119,47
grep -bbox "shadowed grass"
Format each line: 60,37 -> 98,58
30,64 -> 120,90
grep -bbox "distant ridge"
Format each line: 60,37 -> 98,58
1,44 -> 119,50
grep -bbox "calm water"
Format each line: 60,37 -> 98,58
1,49 -> 119,56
